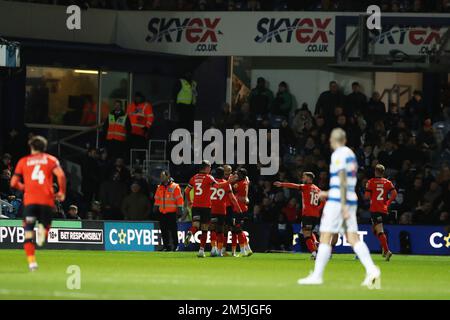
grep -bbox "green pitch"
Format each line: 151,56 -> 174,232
0,250 -> 449,300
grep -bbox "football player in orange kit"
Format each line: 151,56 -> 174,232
365,164 -> 397,261
10,136 -> 66,271
184,160 -> 236,257
274,172 -> 325,259
231,168 -> 253,257
209,167 -> 242,257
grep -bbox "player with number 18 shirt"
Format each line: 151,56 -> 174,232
274,172 -> 324,259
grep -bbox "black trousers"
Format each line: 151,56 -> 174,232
160,212 -> 178,251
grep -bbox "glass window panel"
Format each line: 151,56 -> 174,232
25,66 -> 99,126
99,71 -> 130,122
132,73 -> 175,105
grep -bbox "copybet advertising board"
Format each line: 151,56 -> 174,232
116,12 -> 335,57
293,224 -> 450,255
104,222 -> 163,251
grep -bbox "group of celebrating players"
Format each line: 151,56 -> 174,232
11,129 -> 395,288
183,162 -> 253,258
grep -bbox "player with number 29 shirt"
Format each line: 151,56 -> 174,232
274,172 -> 324,259
10,136 -> 66,272
184,160 -> 236,258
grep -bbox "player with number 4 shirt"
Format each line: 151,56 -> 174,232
274,172 -> 324,260
10,136 -> 66,272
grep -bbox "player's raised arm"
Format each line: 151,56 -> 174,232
53,165 -> 67,202
274,181 -> 302,189
210,173 -> 237,189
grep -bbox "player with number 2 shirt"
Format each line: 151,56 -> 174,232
364,164 -> 397,261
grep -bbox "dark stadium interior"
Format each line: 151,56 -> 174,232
4,0 -> 450,13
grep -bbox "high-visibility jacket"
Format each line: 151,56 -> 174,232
176,79 -> 197,105
106,113 -> 127,142
126,102 -> 154,136
154,181 -> 184,214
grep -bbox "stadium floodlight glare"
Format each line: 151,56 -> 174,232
74,70 -> 108,75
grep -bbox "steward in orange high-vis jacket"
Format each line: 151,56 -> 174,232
126,92 -> 154,149
154,170 -> 184,251
103,100 -> 131,160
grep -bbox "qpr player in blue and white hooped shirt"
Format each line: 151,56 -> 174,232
297,128 -> 381,288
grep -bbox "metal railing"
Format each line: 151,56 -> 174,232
26,99 -> 174,160
380,84 -> 412,110
0,199 -> 13,218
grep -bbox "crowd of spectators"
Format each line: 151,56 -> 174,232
1,76 -> 450,253
0,129 -> 156,221
7,0 -> 450,13
218,77 -> 450,247
2,76 -> 450,235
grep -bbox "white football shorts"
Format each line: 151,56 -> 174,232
319,201 -> 358,234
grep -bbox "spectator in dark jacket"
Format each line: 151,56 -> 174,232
66,205 -> 82,220
121,183 -> 150,221
366,92 -> 386,125
271,81 -> 294,118
249,77 -> 274,117
99,171 -> 129,220
405,90 -> 428,130
314,81 -> 345,125
81,148 -> 100,204
345,82 -> 367,117
113,158 -> 131,183
131,167 -> 150,197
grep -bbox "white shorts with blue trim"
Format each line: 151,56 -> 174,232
319,200 -> 358,234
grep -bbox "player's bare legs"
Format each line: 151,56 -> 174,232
373,223 -> 392,261
303,226 -> 317,260
23,217 -> 38,271
198,222 -> 209,258
215,219 -> 225,257
209,218 -> 218,257
184,217 -> 200,246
